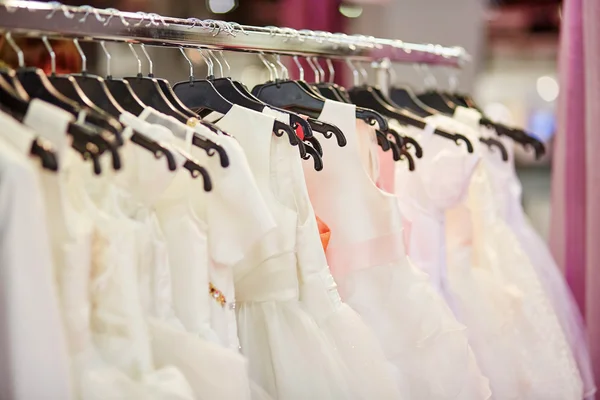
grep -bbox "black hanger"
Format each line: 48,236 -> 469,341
417,90 -> 456,114
349,85 -> 473,153
304,136 -> 323,157
0,72 -> 29,118
479,137 -> 509,162
105,77 -> 146,115
253,79 -> 349,147
182,157 -> 212,192
389,85 -> 436,118
30,137 -> 59,172
129,132 -> 177,170
302,141 -> 324,171
232,79 -> 315,140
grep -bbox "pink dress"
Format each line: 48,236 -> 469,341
303,99 -> 491,399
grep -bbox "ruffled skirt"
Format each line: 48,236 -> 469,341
335,260 -> 491,400
236,299 -> 359,400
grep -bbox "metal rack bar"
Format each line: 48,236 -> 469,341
0,0 -> 468,67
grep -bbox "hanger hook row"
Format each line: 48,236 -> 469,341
185,17 -> 209,30
77,5 -> 105,23
229,22 -> 248,36
46,2 -> 74,19
148,13 -> 168,26
104,8 -> 129,26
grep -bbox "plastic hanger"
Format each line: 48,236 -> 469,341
123,44 -> 189,123
43,37 -> 123,138
42,37 -> 123,169
347,60 -> 473,153
0,74 -> 59,171
2,33 -> 114,173
253,54 -> 349,148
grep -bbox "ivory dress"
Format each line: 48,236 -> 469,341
454,106 -> 594,398
436,111 -> 584,399
302,99 -> 491,399
212,104 -> 371,400
20,100 -> 195,400
119,111 -> 264,400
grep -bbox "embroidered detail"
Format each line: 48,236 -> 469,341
209,282 -> 226,307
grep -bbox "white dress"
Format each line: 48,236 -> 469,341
119,111 -> 265,400
453,106 -> 595,398
437,112 -> 584,399
265,108 -> 403,399
213,105 -> 359,400
0,108 -> 73,400
302,99 -> 491,399
20,100 -> 195,400
394,121 -> 478,313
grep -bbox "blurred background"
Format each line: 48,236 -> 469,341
0,0 -> 562,239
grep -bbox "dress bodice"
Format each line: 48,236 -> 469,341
302,100 -> 405,277
212,105 -> 299,303
395,121 -> 480,291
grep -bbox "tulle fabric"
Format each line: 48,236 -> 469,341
235,299 -> 357,400
446,164 -> 584,400
335,258 -> 491,400
484,141 -> 596,398
147,318 -> 255,400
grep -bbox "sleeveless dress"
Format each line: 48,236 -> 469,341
302,99 -> 491,400
394,121 -> 478,312
212,105 -> 360,399
439,112 -> 584,399
21,100 -> 195,400
119,111 -> 267,400
266,108 -> 404,399
453,107 -> 595,398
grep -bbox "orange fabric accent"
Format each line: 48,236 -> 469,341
316,215 -> 331,251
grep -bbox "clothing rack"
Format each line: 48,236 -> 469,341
0,0 -> 468,67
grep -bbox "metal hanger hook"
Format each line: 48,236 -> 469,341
73,38 -> 87,74
229,22 -> 248,36
179,47 -> 194,82
216,50 -> 231,77
104,8 -> 129,26
306,56 -> 320,83
41,36 -> 56,75
272,54 -> 288,80
139,44 -> 153,77
313,57 -> 325,82
128,43 -> 143,77
198,49 -> 214,76
99,41 -> 112,79
46,2 -> 75,20
77,5 -> 105,23
325,58 -> 335,83
5,32 -> 24,68
356,61 -> 368,84
345,59 -> 360,87
207,50 -> 223,77
292,55 -> 304,81
258,52 -> 276,81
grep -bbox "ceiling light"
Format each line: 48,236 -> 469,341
339,4 -> 363,18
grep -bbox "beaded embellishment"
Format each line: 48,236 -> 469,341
209,283 -> 227,307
